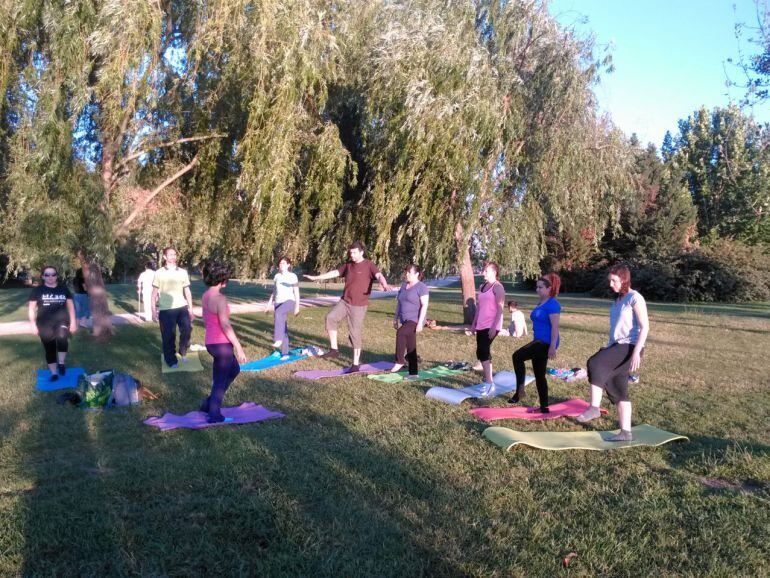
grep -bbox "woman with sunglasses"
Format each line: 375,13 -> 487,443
28,266 -> 78,381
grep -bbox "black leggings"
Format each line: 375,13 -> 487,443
476,329 -> 497,362
38,324 -> 69,364
512,340 -> 550,408
204,343 -> 241,420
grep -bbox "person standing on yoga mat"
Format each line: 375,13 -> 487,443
509,273 -> 561,412
390,264 -> 430,378
265,256 -> 300,358
576,264 -> 649,442
304,241 -> 391,373
152,247 -> 194,369
467,262 -> 505,394
200,261 -> 247,423
28,266 -> 78,381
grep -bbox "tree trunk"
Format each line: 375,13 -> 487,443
454,222 -> 476,325
79,251 -> 114,342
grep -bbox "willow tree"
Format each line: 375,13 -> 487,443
334,0 -> 631,322
0,0 -> 356,335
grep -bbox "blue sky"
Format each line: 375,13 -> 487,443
548,0 -> 770,148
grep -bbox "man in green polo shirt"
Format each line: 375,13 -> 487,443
152,247 -> 195,368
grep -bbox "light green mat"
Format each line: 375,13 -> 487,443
484,424 -> 689,451
367,365 -> 465,383
161,352 -> 204,373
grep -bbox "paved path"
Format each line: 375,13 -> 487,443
0,277 -> 459,337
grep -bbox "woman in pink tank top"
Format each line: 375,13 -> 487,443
199,261 -> 247,423
469,262 -> 505,393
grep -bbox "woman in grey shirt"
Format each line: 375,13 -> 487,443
577,264 -> 649,441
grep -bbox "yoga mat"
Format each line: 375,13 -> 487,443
143,402 -> 284,431
161,352 -> 204,373
294,361 -> 394,380
240,349 -> 307,372
470,398 -> 609,422
484,423 -> 689,451
425,372 -> 535,405
367,364 -> 465,383
35,367 -> 86,391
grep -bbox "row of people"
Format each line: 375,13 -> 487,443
28,245 -> 648,439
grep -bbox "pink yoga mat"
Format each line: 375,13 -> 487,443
143,402 -> 284,431
469,399 -> 609,422
293,361 -> 394,380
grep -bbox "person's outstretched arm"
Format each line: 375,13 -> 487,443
375,272 -> 391,293
304,270 -> 340,282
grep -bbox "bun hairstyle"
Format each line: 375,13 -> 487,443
203,261 -> 233,287
404,264 -> 424,281
608,263 -> 631,296
537,273 -> 561,297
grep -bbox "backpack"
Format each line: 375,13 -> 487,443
76,370 -> 143,408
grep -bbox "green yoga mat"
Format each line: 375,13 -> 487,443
367,365 -> 464,383
161,352 -> 204,373
484,424 -> 689,451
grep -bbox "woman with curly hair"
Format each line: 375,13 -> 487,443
200,261 -> 247,423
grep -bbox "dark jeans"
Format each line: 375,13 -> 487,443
38,324 -> 69,364
158,306 -> 192,367
512,340 -> 550,408
203,343 -> 241,421
395,321 -> 419,375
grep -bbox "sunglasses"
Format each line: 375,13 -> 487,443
43,273 -> 58,277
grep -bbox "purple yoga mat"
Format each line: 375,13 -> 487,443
293,361 -> 394,380
469,398 -> 609,422
143,402 -> 284,431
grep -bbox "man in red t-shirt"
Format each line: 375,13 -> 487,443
305,241 -> 391,372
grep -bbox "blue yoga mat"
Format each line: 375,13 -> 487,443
36,368 -> 86,391
240,349 -> 307,372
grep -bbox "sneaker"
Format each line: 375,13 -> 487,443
58,363 -> 66,376
280,355 -> 291,361
607,430 -> 633,442
321,349 -> 339,360
272,340 -> 283,349
478,382 -> 493,397
390,363 -> 404,373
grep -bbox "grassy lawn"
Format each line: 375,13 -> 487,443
0,284 -> 768,576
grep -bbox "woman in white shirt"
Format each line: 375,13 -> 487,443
265,257 -> 300,358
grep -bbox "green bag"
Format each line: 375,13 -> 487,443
77,371 -> 114,409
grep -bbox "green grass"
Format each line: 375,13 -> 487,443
0,285 -> 768,576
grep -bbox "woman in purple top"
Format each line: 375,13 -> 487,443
391,264 -> 430,378
469,262 -> 505,392
509,273 -> 561,413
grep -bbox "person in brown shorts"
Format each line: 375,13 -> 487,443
304,241 -> 391,372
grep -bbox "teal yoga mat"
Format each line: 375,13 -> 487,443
484,424 -> 689,451
367,364 -> 465,383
